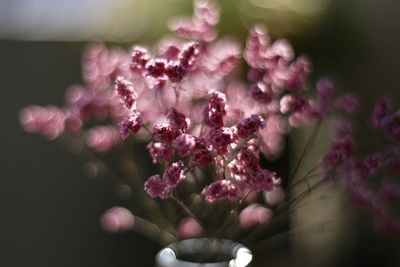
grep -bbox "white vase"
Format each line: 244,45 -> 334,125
156,238 -> 253,267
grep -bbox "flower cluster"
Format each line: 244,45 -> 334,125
144,161 -> 185,199
20,0 -> 400,239
20,44 -> 130,151
322,97 -> 400,233
117,0 -> 358,203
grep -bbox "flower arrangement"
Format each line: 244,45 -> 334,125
19,0 -> 400,264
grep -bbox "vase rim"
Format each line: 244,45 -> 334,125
156,238 -> 253,267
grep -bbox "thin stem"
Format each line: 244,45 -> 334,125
289,163 -> 323,190
241,179 -> 325,243
142,124 -> 153,137
184,166 -> 193,175
240,206 -> 289,244
173,84 -> 180,105
170,195 -> 205,229
288,172 -> 336,209
239,190 -> 254,206
120,156 -> 170,229
288,179 -> 325,208
59,133 -> 179,238
289,194 -> 337,212
214,207 -> 237,238
288,123 -> 321,185
133,215 -> 177,246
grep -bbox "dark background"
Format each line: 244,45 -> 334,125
1,0 -> 400,266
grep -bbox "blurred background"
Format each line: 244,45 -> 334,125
1,0 -> 399,266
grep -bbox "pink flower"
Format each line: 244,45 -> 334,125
202,180 -> 237,202
64,85 -> 126,125
369,97 -> 390,129
163,161 -> 186,188
265,39 -> 294,64
179,42 -> 199,69
377,109 -> 400,143
203,38 -> 241,77
285,56 -> 311,92
115,76 -> 137,111
249,169 -> 280,192
85,126 -> 119,152
314,77 -> 335,118
367,97 -> 400,142
349,184 -> 386,215
144,175 -> 170,199
207,127 -> 233,154
169,0 -> 219,42
322,136 -> 354,175
194,0 -> 219,26
351,153 -> 381,181
247,68 -> 266,82
146,59 -> 167,78
280,95 -> 308,114
244,25 -> 269,69
153,124 -> 180,143
250,83 -> 272,103
280,95 -> 314,127
239,204 -> 273,229
173,134 -> 196,157
191,138 -> 213,168
234,114 -> 265,139
20,105 -> 65,139
264,186 -> 285,206
157,37 -> 182,60
178,217 -> 203,238
244,24 -> 312,96
144,162 -> 186,198
335,93 -> 359,113
82,44 -> 130,90
167,108 -> 190,132
229,142 -> 260,182
204,90 -> 227,128
225,82 -> 259,125
100,207 -> 134,232
119,114 -> 142,140
164,63 -> 186,83
147,142 -> 174,164
130,46 -> 150,73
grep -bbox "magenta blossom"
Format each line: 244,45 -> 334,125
144,175 -> 170,199
202,180 -> 238,203
100,207 -> 135,232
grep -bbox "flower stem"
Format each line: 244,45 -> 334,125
289,163 -> 322,190
170,195 -> 205,229
133,215 -> 177,246
288,123 -> 321,185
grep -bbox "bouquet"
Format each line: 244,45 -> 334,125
20,0 -> 400,265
